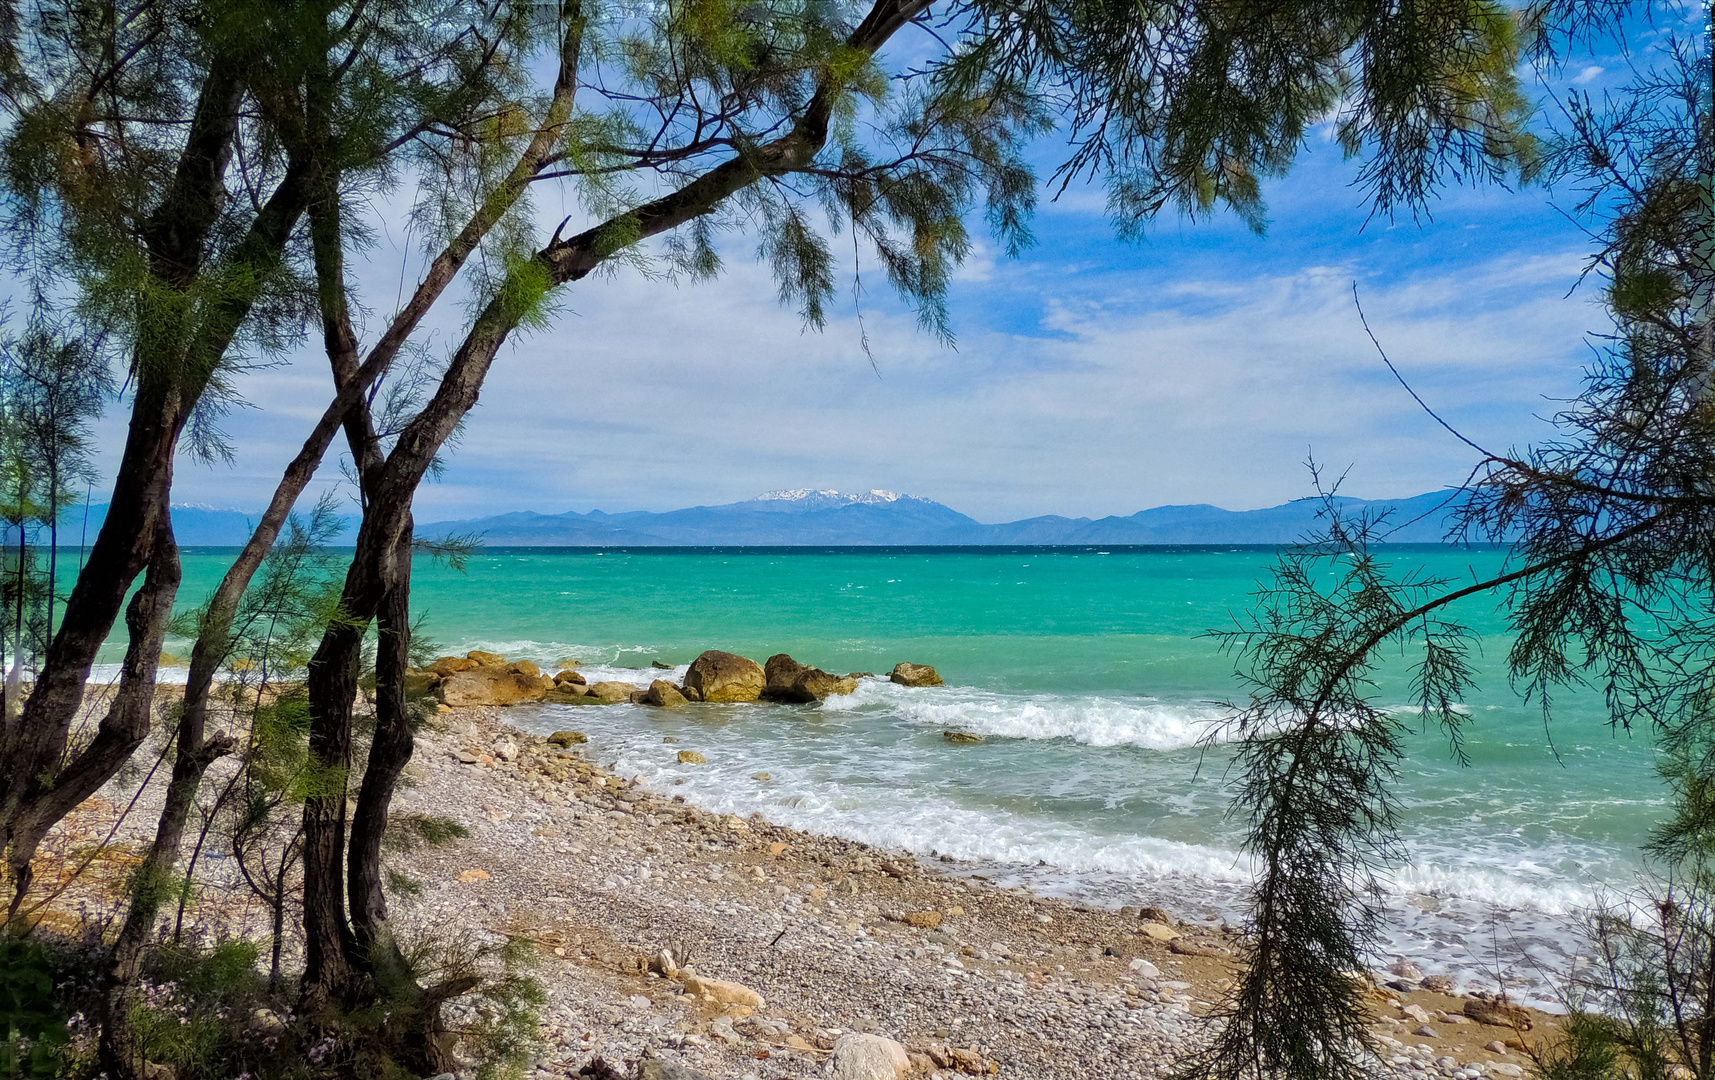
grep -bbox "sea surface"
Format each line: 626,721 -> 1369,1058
138,545 -> 1663,1006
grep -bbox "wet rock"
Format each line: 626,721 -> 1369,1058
1421,974 -> 1456,994
553,668 -> 586,685
1138,906 -> 1173,923
1389,957 -> 1424,981
466,650 -> 506,667
942,731 -> 982,745
547,730 -> 588,747
764,653 -> 858,702
585,681 -> 641,704
643,680 -> 689,708
677,750 -> 707,764
508,660 -> 541,678
684,650 -> 766,703
889,662 -> 942,687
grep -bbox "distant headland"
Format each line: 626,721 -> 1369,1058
78,488 -> 1476,546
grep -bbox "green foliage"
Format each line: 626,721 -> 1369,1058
1195,23 -> 1710,1080
940,0 -> 1536,233
0,939 -> 70,1080
465,938 -> 547,1080
382,812 -> 470,854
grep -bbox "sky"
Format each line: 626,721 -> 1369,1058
66,16 -> 1659,526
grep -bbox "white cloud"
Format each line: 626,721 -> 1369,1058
1573,65 -> 1605,84
70,180 -> 1600,526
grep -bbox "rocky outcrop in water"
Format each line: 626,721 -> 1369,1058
438,666 -> 553,707
414,649 -> 941,709
644,680 -> 689,708
764,653 -> 858,702
684,650 -> 766,702
889,662 -> 942,687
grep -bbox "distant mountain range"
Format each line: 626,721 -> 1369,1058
416,487 -> 1471,546
65,488 -> 1473,547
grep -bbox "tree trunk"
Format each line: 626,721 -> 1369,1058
8,508 -> 180,920
347,515 -> 414,967
0,156 -> 309,886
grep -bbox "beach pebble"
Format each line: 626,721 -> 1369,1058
1412,1025 -> 1438,1038
1138,921 -> 1179,942
830,1033 -> 911,1080
1389,958 -> 1424,981
1485,1040 -> 1508,1054
1128,958 -> 1161,977
1401,1004 -> 1431,1024
680,970 -> 764,1007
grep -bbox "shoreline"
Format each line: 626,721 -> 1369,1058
397,704 -> 1552,1078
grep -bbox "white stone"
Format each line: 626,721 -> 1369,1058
1128,958 -> 1161,977
830,1033 -> 911,1080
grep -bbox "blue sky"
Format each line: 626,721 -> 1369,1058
74,15 -> 1663,526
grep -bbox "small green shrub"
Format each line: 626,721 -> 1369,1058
0,939 -> 71,1080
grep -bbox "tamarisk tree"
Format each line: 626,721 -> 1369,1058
1190,18 -> 1711,1080
0,0 -> 537,913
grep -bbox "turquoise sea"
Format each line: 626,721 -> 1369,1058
141,545 -> 1663,1004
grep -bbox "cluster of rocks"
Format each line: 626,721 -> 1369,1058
412,649 -> 943,711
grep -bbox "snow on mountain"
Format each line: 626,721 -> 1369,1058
752,488 -> 908,510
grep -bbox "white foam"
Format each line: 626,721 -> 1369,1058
823,678 -> 1227,751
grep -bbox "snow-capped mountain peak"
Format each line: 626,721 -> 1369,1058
753,488 -> 908,510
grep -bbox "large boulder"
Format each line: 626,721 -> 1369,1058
404,669 -> 441,695
764,652 -> 807,695
764,653 -> 858,702
507,660 -> 541,678
890,662 -> 942,687
438,667 -> 550,707
427,655 -> 476,677
830,1033 -> 911,1080
678,969 -> 764,1007
1464,997 -> 1533,1031
584,681 -> 641,704
683,650 -> 765,703
553,668 -> 586,686
466,650 -> 507,667
643,680 -> 689,708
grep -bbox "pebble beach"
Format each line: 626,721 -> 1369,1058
375,702 -> 1555,1080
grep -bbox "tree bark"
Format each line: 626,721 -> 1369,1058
0,156 -> 309,885
8,507 -> 180,919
